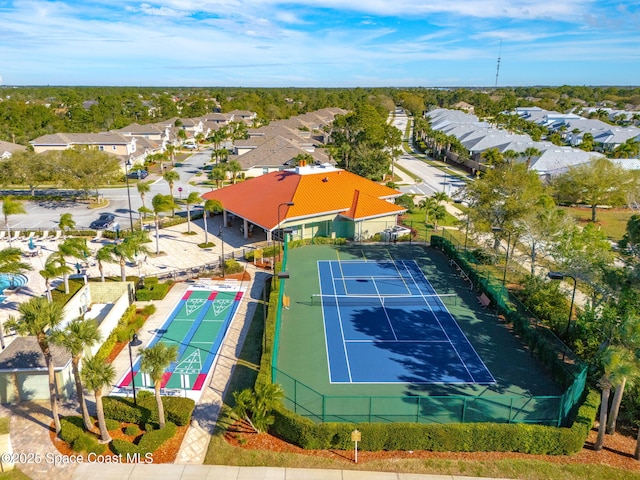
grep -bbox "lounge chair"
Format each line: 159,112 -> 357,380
0,231 -> 5,241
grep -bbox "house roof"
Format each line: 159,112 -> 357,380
0,337 -> 71,372
30,132 -> 131,146
202,165 -> 404,231
231,136 -> 331,170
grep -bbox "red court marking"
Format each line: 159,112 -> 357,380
192,374 -> 207,391
235,292 -> 243,301
208,291 -> 218,301
160,372 -> 172,388
182,291 -> 192,300
119,371 -> 134,388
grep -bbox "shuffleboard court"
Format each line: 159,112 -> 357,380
318,259 -> 495,385
116,283 -> 245,401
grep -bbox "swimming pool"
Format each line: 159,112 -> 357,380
0,274 -> 29,293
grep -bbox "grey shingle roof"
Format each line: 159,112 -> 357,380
0,337 -> 71,372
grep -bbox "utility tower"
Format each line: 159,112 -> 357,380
495,41 -> 502,88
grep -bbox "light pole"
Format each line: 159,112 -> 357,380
276,202 -> 294,265
124,159 -> 135,232
220,221 -> 225,278
548,271 -> 577,336
128,333 -> 143,405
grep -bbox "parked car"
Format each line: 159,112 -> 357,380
89,213 -> 116,230
128,169 -> 148,179
184,143 -> 197,149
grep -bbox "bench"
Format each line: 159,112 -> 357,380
477,293 -> 491,308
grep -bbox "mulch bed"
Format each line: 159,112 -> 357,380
49,419 -> 188,464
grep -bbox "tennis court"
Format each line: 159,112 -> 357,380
317,259 -> 495,384
117,283 -> 244,401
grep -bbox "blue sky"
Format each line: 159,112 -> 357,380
0,0 -> 638,87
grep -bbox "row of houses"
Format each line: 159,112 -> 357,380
513,106 -> 640,152
1,108 -> 347,179
426,108 -> 640,177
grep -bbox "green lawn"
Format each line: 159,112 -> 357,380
561,206 -> 633,242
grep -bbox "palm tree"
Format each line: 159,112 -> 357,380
182,192 -> 202,234
165,144 -> 176,166
162,170 -> 180,216
55,238 -> 90,294
209,165 -> 227,189
52,318 -> 102,431
2,196 -> 26,246
202,199 -> 223,245
99,231 -> 150,281
59,212 -> 75,238
227,160 -> 242,184
136,180 -> 153,221
522,147 -> 541,169
95,245 -> 113,282
232,383 -> 284,433
503,150 -> 519,164
480,148 -> 504,167
594,346 -> 633,451
419,197 -> 437,225
39,258 -> 68,303
5,297 -> 65,433
80,355 -> 115,443
151,194 -> 180,255
0,247 -> 30,288
139,341 -> 178,429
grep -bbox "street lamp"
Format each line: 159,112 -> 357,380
276,202 -> 294,265
124,159 -> 135,232
220,221 -> 225,278
548,271 -> 577,336
128,333 -> 143,405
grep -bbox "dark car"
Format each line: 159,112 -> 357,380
89,213 -> 116,230
128,169 -> 148,179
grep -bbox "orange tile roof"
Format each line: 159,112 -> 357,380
202,167 -> 403,230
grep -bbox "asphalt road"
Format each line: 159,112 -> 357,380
7,149 -> 214,232
390,111 -> 467,198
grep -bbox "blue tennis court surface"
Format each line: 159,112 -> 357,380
317,260 -> 495,385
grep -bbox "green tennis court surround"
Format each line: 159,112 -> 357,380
275,243 -> 583,425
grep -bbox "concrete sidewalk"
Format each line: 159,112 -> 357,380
72,463 -> 512,480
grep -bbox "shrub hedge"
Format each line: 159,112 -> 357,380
59,416 -> 107,455
253,243 -> 599,455
136,278 -> 173,301
270,389 -> 599,454
111,422 -> 177,456
102,395 -> 195,427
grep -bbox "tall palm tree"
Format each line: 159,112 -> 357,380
2,196 -> 26,246
136,180 -> 153,222
151,194 -> 180,254
227,160 -> 242,184
55,238 -> 90,294
480,148 -> 504,167
503,150 -> 519,164
5,297 -> 65,433
162,170 -> 180,216
95,245 -> 113,282
139,341 -> 178,429
80,355 -> 115,443
39,258 -> 69,303
0,247 -> 30,288
165,144 -> 176,166
52,318 -> 102,431
182,192 -> 202,234
58,212 -> 75,238
99,231 -> 150,281
522,147 -> 541,169
202,199 -> 223,245
209,164 -> 227,189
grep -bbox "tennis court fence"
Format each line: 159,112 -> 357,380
273,367 -> 575,426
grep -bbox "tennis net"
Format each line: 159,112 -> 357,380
311,293 -> 458,307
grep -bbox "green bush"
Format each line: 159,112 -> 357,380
72,432 -> 107,455
59,416 -> 84,445
224,259 -> 244,274
103,395 -> 195,427
111,422 -> 177,456
124,425 -> 141,436
105,418 -> 121,431
136,280 -> 173,301
140,304 -> 157,316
